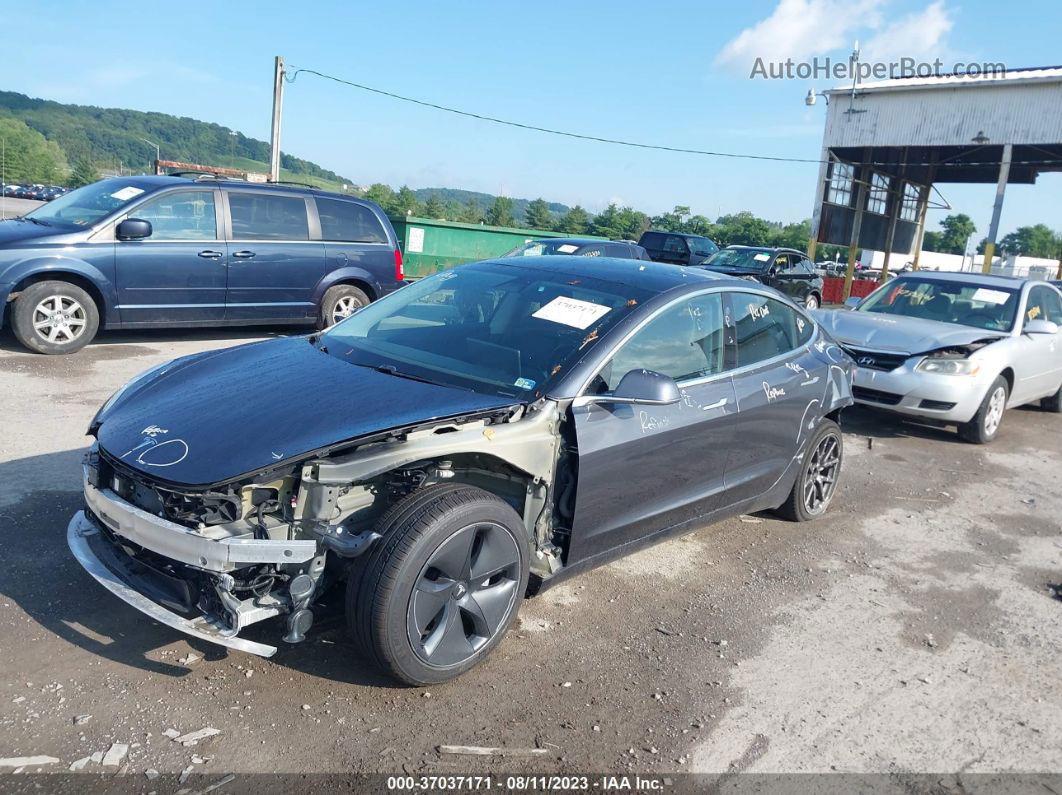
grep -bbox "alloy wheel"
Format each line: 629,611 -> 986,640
803,432 -> 840,515
984,386 -> 1006,436
331,295 -> 362,324
32,295 -> 87,344
805,294 -> 819,310
407,522 -> 521,667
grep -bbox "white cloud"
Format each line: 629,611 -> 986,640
862,1 -> 954,61
716,0 -> 884,67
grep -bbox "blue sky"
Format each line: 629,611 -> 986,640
6,1 -> 1062,245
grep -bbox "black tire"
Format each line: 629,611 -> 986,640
347,484 -> 530,686
959,375 -> 1008,444
1041,382 -> 1062,413
318,284 -> 370,329
12,280 -> 99,354
804,292 -> 821,310
775,418 -> 842,522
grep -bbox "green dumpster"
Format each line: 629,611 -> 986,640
390,216 -> 604,279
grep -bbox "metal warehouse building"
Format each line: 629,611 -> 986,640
808,65 -> 1062,295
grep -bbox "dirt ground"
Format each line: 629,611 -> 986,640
0,326 -> 1059,787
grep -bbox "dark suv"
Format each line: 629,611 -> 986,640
701,246 -> 824,309
638,230 -> 719,266
0,176 -> 403,354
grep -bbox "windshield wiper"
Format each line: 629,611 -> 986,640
23,216 -> 50,226
367,363 -> 474,392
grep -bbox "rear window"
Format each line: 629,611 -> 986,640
228,192 -> 309,240
316,198 -> 388,243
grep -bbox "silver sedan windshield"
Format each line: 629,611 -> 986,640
859,277 -> 1019,333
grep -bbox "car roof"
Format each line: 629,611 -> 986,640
643,230 -> 712,239
477,255 -> 740,292
95,174 -> 366,203
893,270 -> 1038,288
724,245 -> 804,255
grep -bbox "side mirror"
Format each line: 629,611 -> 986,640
116,218 -> 152,240
844,297 -> 862,309
1025,319 -> 1059,335
577,369 -> 681,407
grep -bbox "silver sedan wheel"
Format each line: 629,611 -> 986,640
330,295 -> 362,325
32,295 -> 87,344
984,385 -> 1006,437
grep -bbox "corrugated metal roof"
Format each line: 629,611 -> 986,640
827,65 -> 1062,95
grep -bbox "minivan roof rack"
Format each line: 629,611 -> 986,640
166,171 -> 235,181
268,180 -> 321,190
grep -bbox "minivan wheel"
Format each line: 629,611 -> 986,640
319,284 -> 370,329
775,418 -> 842,522
12,280 -> 99,354
347,484 -> 529,686
959,376 -> 1008,444
804,293 -> 820,310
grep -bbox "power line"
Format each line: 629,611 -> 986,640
286,66 -> 1062,171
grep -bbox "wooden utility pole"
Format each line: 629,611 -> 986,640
269,56 -> 285,183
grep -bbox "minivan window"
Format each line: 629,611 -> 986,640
127,191 -> 217,241
731,292 -> 803,367
24,179 -> 152,228
228,192 -> 309,240
316,198 -> 388,243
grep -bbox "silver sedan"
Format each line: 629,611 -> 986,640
815,272 -> 1062,443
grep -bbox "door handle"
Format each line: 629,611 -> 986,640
197,250 -> 223,259
231,250 -> 256,259
702,398 -> 728,411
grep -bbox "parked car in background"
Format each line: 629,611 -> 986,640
0,175 -> 404,354
70,256 -> 853,684
816,260 -> 846,276
638,230 -> 719,267
701,246 -> 825,309
503,237 -> 650,260
816,272 -> 1062,443
2,184 -> 25,198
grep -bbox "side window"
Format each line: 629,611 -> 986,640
576,246 -> 606,257
773,254 -> 792,272
601,293 -> 725,390
731,292 -> 803,367
662,236 -> 689,255
129,191 -> 216,241
228,192 -> 309,241
316,198 -> 388,243
798,257 -> 815,274
1027,286 -> 1062,325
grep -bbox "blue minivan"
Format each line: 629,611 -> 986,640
0,175 -> 405,354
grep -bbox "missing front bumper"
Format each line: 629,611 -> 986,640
67,511 -> 279,658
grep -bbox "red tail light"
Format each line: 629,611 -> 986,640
394,248 -> 404,282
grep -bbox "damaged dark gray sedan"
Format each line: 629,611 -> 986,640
70,256 -> 853,685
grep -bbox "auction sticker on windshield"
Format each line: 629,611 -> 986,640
532,296 -> 612,329
972,287 -> 1010,304
110,186 -> 145,201
753,253 -> 771,262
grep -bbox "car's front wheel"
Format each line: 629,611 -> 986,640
12,280 -> 99,354
804,293 -> 820,310
775,418 -> 842,521
347,484 -> 529,686
959,375 -> 1008,444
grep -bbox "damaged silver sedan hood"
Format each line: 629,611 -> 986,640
814,308 -> 1007,355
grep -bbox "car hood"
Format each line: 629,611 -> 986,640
0,218 -> 68,247
95,336 -> 520,487
814,309 -> 1007,354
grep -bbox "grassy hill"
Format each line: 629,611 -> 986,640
0,90 -> 352,186
412,187 -> 570,219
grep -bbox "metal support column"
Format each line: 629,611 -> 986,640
807,145 -> 830,262
981,143 -> 1012,274
843,160 -> 868,302
269,56 -> 285,183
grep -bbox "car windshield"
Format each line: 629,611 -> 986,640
321,261 -> 651,397
858,277 -> 1020,332
704,248 -> 771,271
689,237 -> 718,256
24,179 -> 152,227
502,240 -> 593,257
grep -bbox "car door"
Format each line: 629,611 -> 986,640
762,253 -> 799,300
315,197 -> 395,299
113,189 -> 225,324
223,190 -> 326,321
1014,285 -> 1062,399
722,290 -> 819,505
567,290 -> 737,564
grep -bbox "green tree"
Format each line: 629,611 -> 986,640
363,183 -> 394,209
422,192 -> 445,219
772,219 -> 812,250
0,116 -> 67,184
922,230 -> 945,253
650,205 -> 691,231
590,203 -> 623,238
524,197 -> 553,230
68,157 -> 99,188
999,224 -> 1061,258
458,198 -> 484,224
614,207 -> 651,241
555,205 -> 591,234
485,196 -> 515,227
938,213 -> 977,255
389,185 -> 421,217
713,211 -> 774,247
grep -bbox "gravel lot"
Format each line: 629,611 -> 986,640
0,326 -> 1059,784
